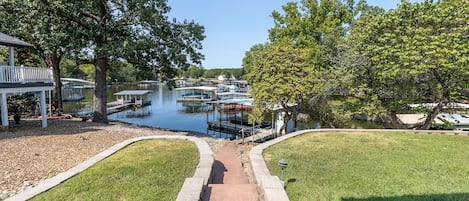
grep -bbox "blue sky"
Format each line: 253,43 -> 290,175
168,0 -> 422,69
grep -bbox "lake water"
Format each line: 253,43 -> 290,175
62,84 -> 383,139
63,84 -> 244,138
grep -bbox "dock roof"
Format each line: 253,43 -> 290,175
175,86 -> 218,91
114,90 -> 152,96
208,98 -> 253,105
217,92 -> 250,96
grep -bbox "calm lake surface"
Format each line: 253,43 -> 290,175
63,84 -> 383,139
63,84 -> 240,138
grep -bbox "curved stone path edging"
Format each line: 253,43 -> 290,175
6,135 -> 214,201
249,129 -> 469,201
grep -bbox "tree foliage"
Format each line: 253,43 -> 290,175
0,0 -> 86,111
350,0 -> 469,129
201,68 -> 244,79
242,43 -> 266,78
245,0 -> 363,129
34,0 -> 205,123
247,43 -> 312,134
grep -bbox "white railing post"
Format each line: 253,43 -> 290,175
20,65 -> 25,83
9,47 -> 14,67
1,93 -> 9,127
0,66 -> 53,84
40,90 -> 47,127
0,66 -> 4,82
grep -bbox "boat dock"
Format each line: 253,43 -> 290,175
241,129 -> 276,144
77,90 -> 152,119
106,102 -> 133,114
208,120 -> 256,135
175,86 -> 217,102
208,120 -> 275,142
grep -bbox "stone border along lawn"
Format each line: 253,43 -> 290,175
6,135 -> 214,201
249,129 -> 469,201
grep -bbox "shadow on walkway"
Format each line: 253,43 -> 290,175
211,160 -> 227,184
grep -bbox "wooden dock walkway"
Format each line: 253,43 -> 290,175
242,129 -> 276,144
208,120 -> 257,135
107,103 -> 132,114
208,120 -> 276,143
77,102 -> 135,118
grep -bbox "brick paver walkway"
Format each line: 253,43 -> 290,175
203,141 -> 258,201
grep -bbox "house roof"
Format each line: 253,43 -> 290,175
0,31 -> 33,48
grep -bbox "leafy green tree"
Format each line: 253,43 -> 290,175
109,59 -> 137,83
350,0 -> 469,129
202,69 -> 223,78
61,58 -> 84,78
0,0 -> 87,111
185,65 -> 205,78
43,0 -> 204,123
229,68 -> 244,79
247,43 -> 312,135
269,0 -> 361,48
249,0 -> 364,127
242,43 -> 266,78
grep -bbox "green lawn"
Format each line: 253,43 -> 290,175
31,139 -> 199,201
264,132 -> 469,201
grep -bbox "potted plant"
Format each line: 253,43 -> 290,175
7,94 -> 36,124
9,101 -> 23,124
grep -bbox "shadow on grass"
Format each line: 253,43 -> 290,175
284,178 -> 297,190
287,178 -> 297,184
342,193 -> 469,201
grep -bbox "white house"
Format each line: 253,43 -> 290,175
0,31 -> 54,128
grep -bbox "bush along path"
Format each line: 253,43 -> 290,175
203,141 -> 258,201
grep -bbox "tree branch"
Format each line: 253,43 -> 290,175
76,58 -> 95,66
56,8 -> 92,30
82,12 -> 101,22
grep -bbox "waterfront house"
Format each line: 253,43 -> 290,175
0,32 -> 54,127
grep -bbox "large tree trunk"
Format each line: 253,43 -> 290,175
92,2 -> 109,124
92,54 -> 108,123
389,110 -> 403,128
51,52 -> 63,112
420,69 -> 450,130
420,102 -> 443,130
282,111 -> 292,135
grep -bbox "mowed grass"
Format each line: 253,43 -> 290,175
263,132 -> 469,201
31,139 -> 198,201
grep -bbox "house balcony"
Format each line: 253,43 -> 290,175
0,65 -> 54,91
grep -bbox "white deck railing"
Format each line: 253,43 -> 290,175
0,65 -> 54,84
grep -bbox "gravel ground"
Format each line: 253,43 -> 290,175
0,117 -> 227,200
